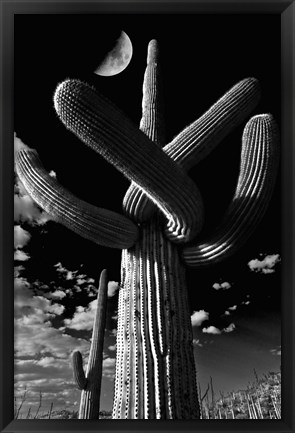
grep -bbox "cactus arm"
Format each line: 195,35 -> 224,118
165,77 -> 261,170
15,148 -> 138,249
54,79 -> 204,243
86,269 -> 108,379
182,114 -> 279,267
77,269 -> 108,419
78,269 -> 108,419
123,77 -> 261,223
123,39 -> 166,222
72,351 -> 87,390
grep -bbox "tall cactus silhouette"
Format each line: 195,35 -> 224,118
15,39 -> 279,419
72,269 -> 108,419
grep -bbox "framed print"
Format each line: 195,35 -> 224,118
1,1 -> 294,432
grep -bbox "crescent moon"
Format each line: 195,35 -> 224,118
94,31 -> 133,77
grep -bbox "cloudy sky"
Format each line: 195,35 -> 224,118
14,14 -> 281,416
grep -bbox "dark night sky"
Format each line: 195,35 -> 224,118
14,14 -> 281,413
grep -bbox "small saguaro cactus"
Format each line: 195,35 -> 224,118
15,39 -> 279,419
72,269 -> 108,419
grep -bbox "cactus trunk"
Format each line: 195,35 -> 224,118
112,215 -> 200,419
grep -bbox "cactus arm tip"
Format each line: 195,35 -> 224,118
147,39 -> 159,65
72,351 -> 87,390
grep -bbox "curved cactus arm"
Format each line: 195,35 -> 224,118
15,148 -> 139,249
123,39 -> 166,222
54,79 -> 204,243
72,351 -> 87,390
123,77 -> 261,224
182,114 -> 279,267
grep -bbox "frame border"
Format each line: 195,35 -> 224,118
1,1 -> 294,432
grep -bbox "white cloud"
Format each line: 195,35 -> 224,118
54,262 -> 82,282
14,283 -> 65,318
270,346 -> 281,356
76,275 -> 95,286
64,300 -> 97,331
87,278 -> 95,284
223,311 -> 230,316
103,357 -> 115,368
223,323 -> 236,333
66,271 -> 75,281
54,262 -> 66,272
48,302 -> 65,316
108,281 -> 119,298
202,323 -> 236,335
84,285 -> 97,297
14,249 -> 30,261
14,134 -> 54,226
102,357 -> 116,379
48,290 -> 66,300
14,225 -> 31,249
14,181 -> 52,227
77,278 -> 87,285
192,339 -> 203,347
15,318 -> 89,359
15,357 -> 69,372
228,305 -> 237,311
14,275 -> 84,362
14,192 -> 52,226
49,170 -> 56,178
108,345 -> 116,351
53,264 -> 97,298
241,300 -> 250,305
212,281 -> 231,290
248,254 -> 281,274
202,326 -> 222,335
191,310 -> 209,327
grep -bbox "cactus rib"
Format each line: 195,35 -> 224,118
15,149 -> 138,249
182,114 -> 279,267
53,79 -> 204,243
123,77 -> 261,223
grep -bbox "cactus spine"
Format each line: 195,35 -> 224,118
72,269 -> 108,419
15,39 -> 279,419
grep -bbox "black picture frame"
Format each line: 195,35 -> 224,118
1,1 -> 294,432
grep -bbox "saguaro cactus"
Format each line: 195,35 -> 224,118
72,269 -> 108,419
15,40 -> 279,419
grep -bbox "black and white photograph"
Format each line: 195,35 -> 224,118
13,12 -> 282,420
